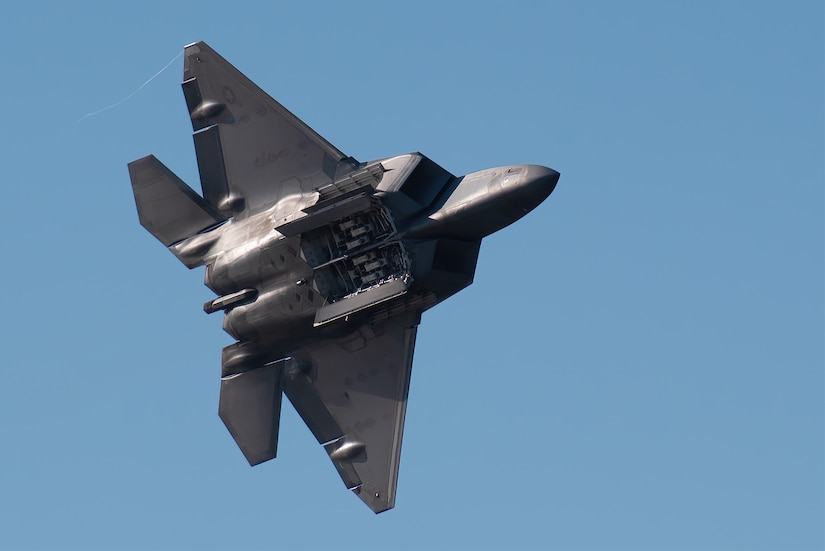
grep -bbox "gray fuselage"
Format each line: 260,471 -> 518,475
174,155 -> 557,373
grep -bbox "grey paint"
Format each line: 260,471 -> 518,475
128,41 -> 559,514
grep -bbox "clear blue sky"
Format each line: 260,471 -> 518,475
1,1 -> 822,550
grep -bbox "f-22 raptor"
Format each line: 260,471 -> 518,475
128,41 -> 559,513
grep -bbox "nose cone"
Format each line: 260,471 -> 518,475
402,163 -> 560,241
517,165 -> 560,212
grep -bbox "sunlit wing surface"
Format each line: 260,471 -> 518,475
284,314 -> 419,513
181,41 -> 357,218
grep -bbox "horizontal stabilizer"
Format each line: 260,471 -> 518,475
128,155 -> 226,247
219,360 -> 284,466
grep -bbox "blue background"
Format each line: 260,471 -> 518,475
1,1 -> 822,549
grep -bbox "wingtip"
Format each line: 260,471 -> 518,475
353,484 -> 396,514
184,41 -> 216,56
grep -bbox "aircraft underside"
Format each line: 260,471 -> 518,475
128,41 -> 559,513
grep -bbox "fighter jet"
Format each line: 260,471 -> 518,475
128,41 -> 559,513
